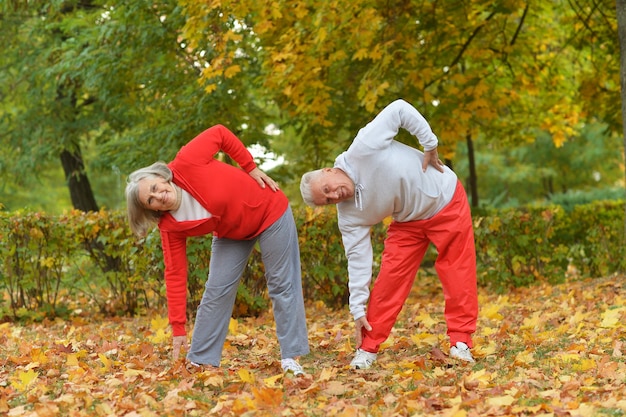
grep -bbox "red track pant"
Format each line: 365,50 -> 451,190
361,181 -> 478,353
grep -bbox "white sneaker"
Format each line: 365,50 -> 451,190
350,348 -> 377,369
281,358 -> 304,376
450,342 -> 475,363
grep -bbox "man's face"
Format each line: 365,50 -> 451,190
310,168 -> 354,206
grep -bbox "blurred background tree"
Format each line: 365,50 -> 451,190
0,0 -> 622,213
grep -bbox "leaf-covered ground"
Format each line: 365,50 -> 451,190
2,273 -> 625,416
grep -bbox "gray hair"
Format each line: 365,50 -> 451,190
125,161 -> 172,237
300,169 -> 324,207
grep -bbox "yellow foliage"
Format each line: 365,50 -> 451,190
30,348 -> 49,365
204,83 -> 218,94
224,65 -> 242,79
149,328 -> 169,344
4,274 -> 626,415
480,303 -> 504,320
263,373 -> 283,388
11,369 -> 38,391
229,317 -> 238,333
252,386 -> 283,409
40,257 -> 56,268
487,395 -> 516,407
600,306 -> 626,328
150,316 -> 169,331
204,374 -> 225,388
474,340 -> 497,356
66,353 -> 79,367
573,359 -> 596,372
520,312 -> 541,330
413,312 -> 439,328
514,349 -> 535,365
98,353 -> 113,373
238,368 -> 255,383
410,332 -> 437,347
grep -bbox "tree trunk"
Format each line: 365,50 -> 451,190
60,148 -> 99,212
466,132 -> 479,207
617,0 -> 626,273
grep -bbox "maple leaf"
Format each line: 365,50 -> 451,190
487,395 -> 516,407
317,367 -> 337,382
33,402 -> 60,417
572,358 -> 596,372
323,380 -> 349,396
2,267 -> 626,416
465,369 -> 493,389
55,342 -> 74,353
251,386 -> 283,409
474,340 -> 497,357
149,328 -> 169,344
224,64 -> 241,79
600,306 -> 626,328
481,303 -> 504,320
150,316 -> 169,330
11,368 -> 38,391
238,368 -> 255,383
430,347 -> 447,363
263,373 -> 283,388
98,353 -> 113,372
612,340 -> 623,357
514,349 -> 535,366
228,318 -> 238,333
29,348 -> 49,365
66,352 -> 79,367
410,332 -> 438,348
413,312 -> 439,327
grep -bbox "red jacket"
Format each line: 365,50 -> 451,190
157,125 -> 288,335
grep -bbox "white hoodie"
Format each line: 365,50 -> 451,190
334,99 -> 458,320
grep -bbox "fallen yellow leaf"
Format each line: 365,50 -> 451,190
238,368 -> 255,383
487,395 -> 516,407
600,307 -> 626,328
11,369 -> 38,391
263,373 -> 283,387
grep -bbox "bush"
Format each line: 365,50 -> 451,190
474,200 -> 625,291
474,205 -> 571,290
0,200 -> 624,322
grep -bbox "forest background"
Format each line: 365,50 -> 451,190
1,0 -> 624,213
2,1 -> 626,416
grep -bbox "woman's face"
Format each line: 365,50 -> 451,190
137,177 -> 178,212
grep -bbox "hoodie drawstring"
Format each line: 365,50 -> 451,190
354,184 -> 364,211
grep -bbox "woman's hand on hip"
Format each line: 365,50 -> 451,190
249,167 -> 280,192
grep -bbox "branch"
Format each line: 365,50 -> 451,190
148,4 -> 203,76
449,11 -> 497,68
567,0 -> 601,38
509,2 -> 529,46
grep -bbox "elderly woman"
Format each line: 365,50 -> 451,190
126,124 -> 309,375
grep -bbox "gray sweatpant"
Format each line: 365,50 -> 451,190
186,206 -> 309,366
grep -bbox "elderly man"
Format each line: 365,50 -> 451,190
300,99 -> 478,369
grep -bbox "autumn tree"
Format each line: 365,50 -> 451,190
0,0 -> 274,212
180,0 -> 620,207
0,0 -> 621,211
616,0 -> 626,272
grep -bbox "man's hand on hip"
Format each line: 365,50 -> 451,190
422,148 -> 445,173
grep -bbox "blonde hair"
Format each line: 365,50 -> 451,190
125,162 -> 172,237
300,169 -> 324,207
